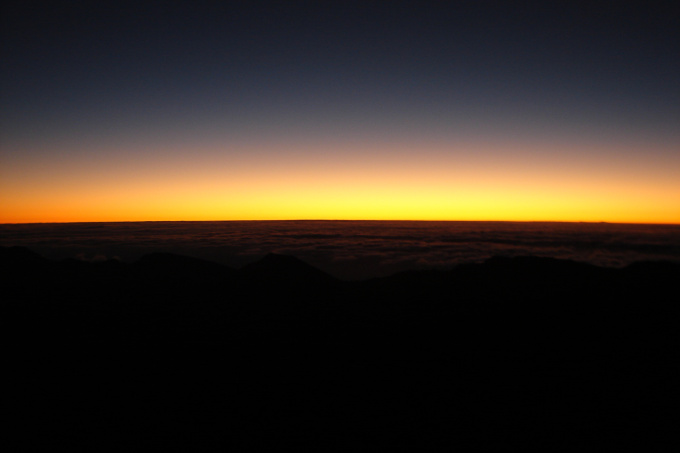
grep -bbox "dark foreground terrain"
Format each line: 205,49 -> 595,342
5,246 -> 678,451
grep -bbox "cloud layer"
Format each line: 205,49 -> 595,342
2,221 -> 678,280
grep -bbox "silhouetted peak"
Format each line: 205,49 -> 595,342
242,253 -> 334,282
623,260 -> 680,273
0,245 -> 48,266
256,252 -> 304,266
135,252 -> 232,276
483,255 -> 595,272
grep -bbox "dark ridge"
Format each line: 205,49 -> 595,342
241,252 -> 335,283
6,246 -> 678,450
482,254 -> 598,270
0,245 -> 48,266
623,259 -> 680,273
134,251 -> 234,278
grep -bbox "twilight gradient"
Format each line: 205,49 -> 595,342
2,2 -> 678,223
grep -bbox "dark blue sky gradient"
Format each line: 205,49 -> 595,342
3,1 -> 677,141
1,1 -> 679,222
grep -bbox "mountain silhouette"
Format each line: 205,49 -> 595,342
0,245 -> 46,265
5,246 -> 678,450
135,251 -> 234,281
241,252 -> 334,282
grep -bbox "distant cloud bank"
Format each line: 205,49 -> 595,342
1,221 -> 678,280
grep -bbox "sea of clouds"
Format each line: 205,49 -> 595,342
2,220 -> 679,280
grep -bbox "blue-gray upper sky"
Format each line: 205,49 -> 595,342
3,1 -> 677,142
1,1 -> 679,223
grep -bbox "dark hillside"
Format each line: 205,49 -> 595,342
5,246 -> 678,451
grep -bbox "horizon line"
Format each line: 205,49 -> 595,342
2,219 -> 679,226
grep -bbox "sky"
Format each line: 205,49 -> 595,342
1,1 -> 679,224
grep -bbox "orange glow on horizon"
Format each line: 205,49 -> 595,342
2,140 -> 679,225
